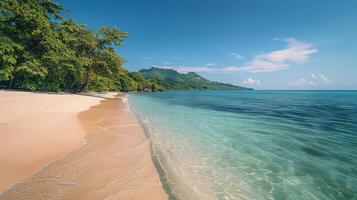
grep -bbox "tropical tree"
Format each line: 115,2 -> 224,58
0,0 -> 133,92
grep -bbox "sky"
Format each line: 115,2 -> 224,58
58,0 -> 357,89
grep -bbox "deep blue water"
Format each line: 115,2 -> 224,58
129,90 -> 357,200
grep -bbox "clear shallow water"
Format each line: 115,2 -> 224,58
129,91 -> 357,200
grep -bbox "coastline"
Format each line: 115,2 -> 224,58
0,91 -> 167,199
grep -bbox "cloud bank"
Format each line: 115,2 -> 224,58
242,78 -> 262,86
291,73 -> 332,87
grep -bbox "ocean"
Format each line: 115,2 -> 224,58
129,90 -> 357,200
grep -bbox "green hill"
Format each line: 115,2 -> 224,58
138,67 -> 251,90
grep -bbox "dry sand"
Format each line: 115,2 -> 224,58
0,91 -> 167,199
0,91 -> 102,192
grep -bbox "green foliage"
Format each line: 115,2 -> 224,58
139,67 -> 251,91
0,36 -> 23,81
0,0 -> 134,92
86,75 -> 118,92
119,75 -> 137,92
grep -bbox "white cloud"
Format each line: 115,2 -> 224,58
156,65 -> 233,73
239,38 -> 317,72
229,52 -> 245,59
291,78 -> 317,87
155,38 -> 317,73
318,74 -> 331,84
205,63 -> 215,66
266,38 -> 316,63
242,78 -> 262,87
221,66 -> 241,72
292,74 -> 332,87
310,73 -> 331,85
157,65 -> 217,73
311,73 -> 317,80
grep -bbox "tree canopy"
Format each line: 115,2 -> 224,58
0,0 -> 141,92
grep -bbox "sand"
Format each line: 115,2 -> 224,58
0,91 -> 102,192
0,91 -> 167,199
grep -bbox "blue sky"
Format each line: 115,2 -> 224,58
58,0 -> 357,89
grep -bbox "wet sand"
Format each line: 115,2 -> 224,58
0,91 -> 167,199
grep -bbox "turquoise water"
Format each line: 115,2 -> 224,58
129,91 -> 357,200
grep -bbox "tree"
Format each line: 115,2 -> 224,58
0,0 -> 166,93
70,26 -> 127,92
0,0 -> 69,90
0,36 -> 23,84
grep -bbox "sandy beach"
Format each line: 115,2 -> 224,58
0,91 -> 166,199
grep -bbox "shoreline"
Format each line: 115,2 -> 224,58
0,91 -> 167,199
129,96 -> 202,200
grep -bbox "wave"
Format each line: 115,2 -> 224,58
129,103 -> 200,200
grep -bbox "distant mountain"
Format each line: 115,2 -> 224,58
138,67 -> 251,90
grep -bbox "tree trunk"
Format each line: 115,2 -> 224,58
78,71 -> 89,93
7,76 -> 15,89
